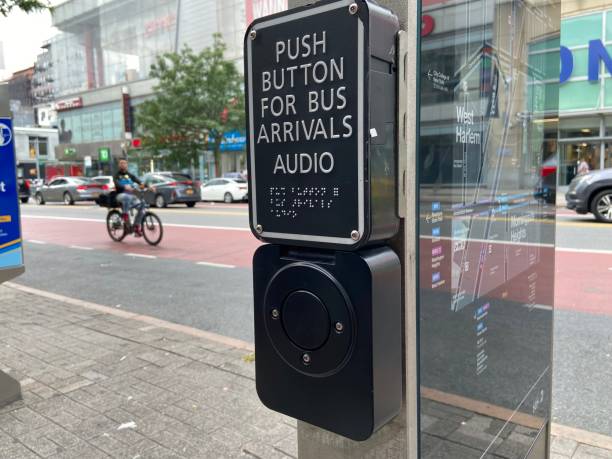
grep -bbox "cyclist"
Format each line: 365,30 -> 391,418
113,159 -> 153,237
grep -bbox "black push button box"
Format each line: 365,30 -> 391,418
253,244 -> 402,440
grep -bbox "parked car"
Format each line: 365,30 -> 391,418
141,173 -> 201,208
17,177 -> 30,204
92,175 -> 115,191
223,171 -> 246,181
201,178 -> 248,203
34,177 -> 105,205
566,168 -> 612,222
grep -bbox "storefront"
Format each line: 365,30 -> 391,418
557,8 -> 612,185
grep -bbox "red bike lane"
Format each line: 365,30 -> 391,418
21,215 -> 612,316
22,216 -> 260,268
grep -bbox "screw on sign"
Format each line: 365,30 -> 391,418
245,0 -> 399,250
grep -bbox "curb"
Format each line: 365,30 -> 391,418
551,423 -> 612,451
4,282 -> 255,352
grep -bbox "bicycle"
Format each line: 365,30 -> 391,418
105,191 -> 163,246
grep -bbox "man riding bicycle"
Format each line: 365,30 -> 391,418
114,159 -> 154,237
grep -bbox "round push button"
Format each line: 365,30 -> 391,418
282,290 -> 330,351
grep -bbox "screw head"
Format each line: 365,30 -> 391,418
350,230 -> 360,241
249,29 -> 257,40
348,3 -> 359,14
302,353 -> 311,365
255,224 -> 263,234
271,308 -> 279,319
335,322 -> 344,333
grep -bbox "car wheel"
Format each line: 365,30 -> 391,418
35,193 -> 45,205
224,192 -> 233,203
64,192 -> 74,205
186,202 -> 196,208
591,190 -> 612,223
20,197 -> 29,204
155,194 -> 167,208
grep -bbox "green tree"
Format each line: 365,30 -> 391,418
136,35 -> 245,176
0,0 -> 50,16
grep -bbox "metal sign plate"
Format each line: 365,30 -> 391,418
0,117 -> 24,274
246,0 -> 365,246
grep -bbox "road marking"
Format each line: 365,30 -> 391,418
27,240 -> 47,245
70,245 -> 94,251
557,247 -> 612,255
196,261 -> 236,269
125,253 -> 157,259
22,214 -> 250,231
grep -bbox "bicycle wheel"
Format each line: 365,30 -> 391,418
142,212 -> 163,246
106,210 -> 126,242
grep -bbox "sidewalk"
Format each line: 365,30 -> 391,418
0,284 -> 611,459
0,284 -> 295,458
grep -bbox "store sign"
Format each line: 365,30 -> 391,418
55,97 -> 83,111
246,0 -> 287,25
64,147 -> 76,157
421,14 -> 435,37
560,39 -> 612,83
98,147 -> 111,162
219,131 -> 246,151
144,14 -> 176,38
0,118 -> 24,270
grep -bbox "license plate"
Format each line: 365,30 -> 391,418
186,189 -> 194,195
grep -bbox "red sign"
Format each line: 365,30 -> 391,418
246,0 -> 287,25
145,14 -> 176,38
421,15 -> 435,37
55,97 -> 83,111
131,138 -> 142,148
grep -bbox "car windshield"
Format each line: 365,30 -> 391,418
234,179 -> 247,184
71,178 -> 93,184
93,178 -> 110,183
164,174 -> 192,181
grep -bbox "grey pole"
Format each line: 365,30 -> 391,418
286,1 -> 419,458
0,82 -> 23,409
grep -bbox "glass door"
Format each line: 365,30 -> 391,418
559,141 -> 601,185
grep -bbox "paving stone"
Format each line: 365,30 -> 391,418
2,286 -> 612,459
573,444 -> 612,459
551,436 -> 579,456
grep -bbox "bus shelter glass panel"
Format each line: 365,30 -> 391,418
418,0 -> 559,456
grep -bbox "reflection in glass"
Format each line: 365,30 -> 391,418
419,0 -> 559,456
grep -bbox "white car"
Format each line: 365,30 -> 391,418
91,175 -> 115,191
201,178 -> 248,203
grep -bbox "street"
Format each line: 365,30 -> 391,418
14,201 -> 612,438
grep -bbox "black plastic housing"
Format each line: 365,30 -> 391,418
253,244 -> 402,440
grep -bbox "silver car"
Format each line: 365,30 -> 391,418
34,176 -> 104,205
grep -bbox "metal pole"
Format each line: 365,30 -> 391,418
35,137 -> 41,179
286,1 -> 418,458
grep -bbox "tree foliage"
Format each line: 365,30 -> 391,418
0,0 -> 50,16
136,35 -> 245,175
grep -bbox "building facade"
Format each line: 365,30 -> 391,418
5,67 -> 35,127
48,0 -> 287,178
555,1 -> 612,186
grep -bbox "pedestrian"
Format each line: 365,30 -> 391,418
577,156 -> 590,176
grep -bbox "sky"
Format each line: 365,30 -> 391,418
0,6 -> 56,79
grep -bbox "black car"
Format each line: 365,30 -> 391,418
141,173 -> 201,208
566,168 -> 612,222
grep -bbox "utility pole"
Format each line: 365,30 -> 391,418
283,1 -> 418,457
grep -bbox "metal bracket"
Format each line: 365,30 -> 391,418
397,30 -> 408,219
396,29 -> 417,220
